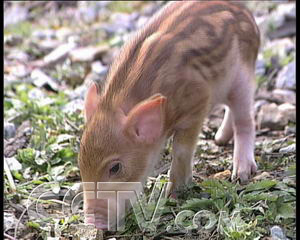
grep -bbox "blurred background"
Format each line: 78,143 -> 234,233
4,1 -> 295,240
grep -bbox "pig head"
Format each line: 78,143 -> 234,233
79,84 -> 168,229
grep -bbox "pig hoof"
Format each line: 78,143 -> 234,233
231,161 -> 257,184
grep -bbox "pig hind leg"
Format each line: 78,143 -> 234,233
215,106 -> 234,146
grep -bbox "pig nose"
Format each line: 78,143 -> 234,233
85,215 -> 108,230
84,199 -> 109,230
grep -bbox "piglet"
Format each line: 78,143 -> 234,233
79,1 -> 260,230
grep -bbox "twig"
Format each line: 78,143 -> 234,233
104,233 -> 144,239
14,207 -> 27,239
4,158 -> 16,193
4,233 -> 16,240
65,118 -> 80,132
152,230 -> 168,240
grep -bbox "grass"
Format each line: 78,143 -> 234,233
4,2 -> 296,239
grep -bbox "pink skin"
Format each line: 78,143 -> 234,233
84,199 -> 109,230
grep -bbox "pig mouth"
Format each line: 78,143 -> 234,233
85,214 -> 109,230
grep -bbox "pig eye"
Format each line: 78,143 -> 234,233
109,162 -> 122,176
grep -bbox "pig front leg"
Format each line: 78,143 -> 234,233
167,118 -> 205,197
229,72 -> 257,183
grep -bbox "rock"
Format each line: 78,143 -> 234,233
279,143 -> 295,153
257,103 -> 295,130
4,122 -> 16,139
4,35 -> 23,46
284,125 -> 295,135
69,45 -> 109,63
5,157 -> 22,171
43,42 -> 77,66
32,29 -> 56,40
275,61 -> 295,90
270,225 -> 288,240
272,89 -> 295,105
31,69 -> 59,92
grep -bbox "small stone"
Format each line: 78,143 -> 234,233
254,99 -> 268,114
275,61 -> 295,90
4,35 -> 23,46
79,6 -> 98,23
265,38 -> 295,60
7,49 -> 29,62
136,16 -> 149,29
84,72 -> 107,91
272,89 -> 295,105
69,45 -> 109,63
91,61 -> 108,75
111,13 -> 135,31
39,39 -> 61,51
10,64 -> 30,78
279,144 -> 295,153
4,122 -> 16,139
278,103 -> 296,122
62,99 -> 84,114
28,88 -> 46,100
31,69 -> 59,91
284,125 -> 295,135
211,170 -> 231,180
43,42 -> 77,66
4,5 -> 28,28
4,212 -> 17,231
70,84 -> 88,100
55,27 -> 73,41
5,157 -> 22,171
253,171 -> 271,181
32,29 -> 56,40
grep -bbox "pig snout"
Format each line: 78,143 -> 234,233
84,199 -> 109,230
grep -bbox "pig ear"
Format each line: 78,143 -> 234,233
124,94 -> 166,144
84,83 -> 99,122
